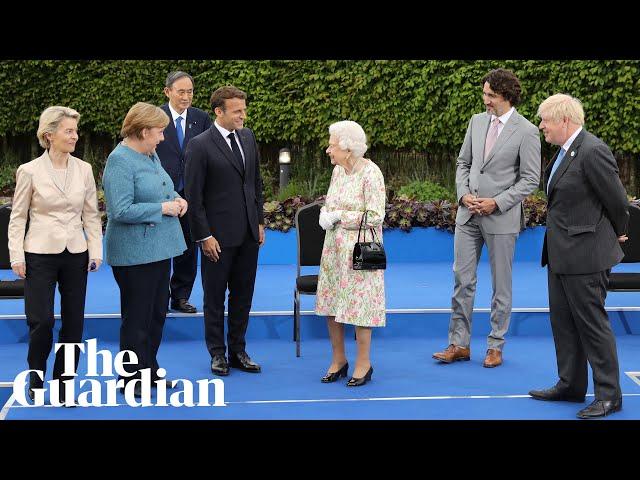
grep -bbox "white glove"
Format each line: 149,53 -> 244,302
319,210 -> 342,230
319,210 -> 333,230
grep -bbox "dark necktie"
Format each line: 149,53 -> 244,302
228,132 -> 245,172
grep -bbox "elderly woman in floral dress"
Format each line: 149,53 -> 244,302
315,120 -> 386,387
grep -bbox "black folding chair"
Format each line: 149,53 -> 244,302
293,201 -> 325,357
0,203 -> 25,298
607,204 -> 640,334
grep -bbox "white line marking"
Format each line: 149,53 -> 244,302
625,372 -> 640,387
0,394 -> 15,420
2,305 -> 640,320
6,393 -> 640,410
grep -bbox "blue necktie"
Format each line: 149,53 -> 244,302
176,117 -> 185,191
175,116 -> 184,149
547,148 -> 566,191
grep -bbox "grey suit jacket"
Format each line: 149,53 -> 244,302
455,109 -> 541,234
541,129 -> 629,274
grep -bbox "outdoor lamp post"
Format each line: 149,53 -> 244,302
279,148 -> 291,191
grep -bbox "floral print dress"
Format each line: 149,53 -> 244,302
315,159 -> 386,327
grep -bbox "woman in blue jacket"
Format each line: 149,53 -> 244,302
103,102 -> 187,396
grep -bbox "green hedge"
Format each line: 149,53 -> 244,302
1,60 -> 639,155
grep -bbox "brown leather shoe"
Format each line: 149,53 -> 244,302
432,344 -> 470,363
483,348 -> 502,368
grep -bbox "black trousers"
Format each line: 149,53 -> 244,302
548,268 -> 621,401
170,192 -> 198,302
112,259 -> 170,381
24,249 -> 88,385
201,231 -> 259,356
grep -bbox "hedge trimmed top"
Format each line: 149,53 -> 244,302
1,60 -> 639,154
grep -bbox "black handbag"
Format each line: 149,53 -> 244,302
352,211 -> 386,270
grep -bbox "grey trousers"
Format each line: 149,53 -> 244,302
448,217 -> 517,350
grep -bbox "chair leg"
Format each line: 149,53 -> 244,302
293,290 -> 298,342
294,290 -> 301,357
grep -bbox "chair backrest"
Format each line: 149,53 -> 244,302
295,201 -> 325,269
0,203 -> 12,269
621,204 -> 640,263
0,279 -> 24,298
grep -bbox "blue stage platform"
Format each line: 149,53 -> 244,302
1,227 -> 639,420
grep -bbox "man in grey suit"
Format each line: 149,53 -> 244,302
433,68 -> 541,368
529,94 -> 628,419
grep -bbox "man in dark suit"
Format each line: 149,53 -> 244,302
529,93 -> 629,419
156,71 -> 212,314
184,85 -> 265,376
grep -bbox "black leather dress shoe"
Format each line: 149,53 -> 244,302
28,372 -> 42,403
229,351 -> 261,373
577,398 -> 622,419
528,385 -> 585,402
211,354 -> 230,376
321,362 -> 349,383
347,366 -> 373,387
171,299 -> 197,314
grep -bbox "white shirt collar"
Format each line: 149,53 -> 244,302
214,120 -> 234,139
167,103 -> 187,123
562,126 -> 583,152
490,106 -> 515,125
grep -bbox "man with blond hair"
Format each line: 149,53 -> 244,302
529,93 -> 629,419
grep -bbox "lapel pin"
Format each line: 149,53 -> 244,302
570,151 -> 575,157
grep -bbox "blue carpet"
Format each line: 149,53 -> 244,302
2,336 -> 639,420
2,225 -> 639,419
2,261 -> 640,317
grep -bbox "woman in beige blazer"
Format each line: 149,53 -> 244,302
8,106 -> 103,406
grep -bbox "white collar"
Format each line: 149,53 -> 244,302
167,103 -> 187,123
562,126 -> 583,152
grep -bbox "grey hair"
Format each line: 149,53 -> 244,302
328,120 -> 368,158
36,106 -> 80,149
165,71 -> 194,89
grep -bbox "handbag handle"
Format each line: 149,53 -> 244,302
357,211 -> 380,243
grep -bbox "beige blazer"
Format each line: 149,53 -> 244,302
8,151 -> 103,264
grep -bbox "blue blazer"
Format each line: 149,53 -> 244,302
155,105 -> 212,192
103,143 -> 187,266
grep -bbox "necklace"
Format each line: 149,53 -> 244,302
346,157 -> 363,175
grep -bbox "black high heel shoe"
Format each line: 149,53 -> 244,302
321,362 -> 349,383
346,366 -> 373,387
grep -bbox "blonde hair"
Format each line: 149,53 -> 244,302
37,106 -> 80,149
537,93 -> 585,126
120,102 -> 170,139
328,120 -> 368,158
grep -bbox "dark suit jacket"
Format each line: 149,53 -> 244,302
184,125 -> 264,248
542,129 -> 629,274
155,104 -> 212,191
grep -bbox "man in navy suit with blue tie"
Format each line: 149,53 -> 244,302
156,71 -> 212,313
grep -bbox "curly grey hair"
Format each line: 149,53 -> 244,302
328,120 -> 368,158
